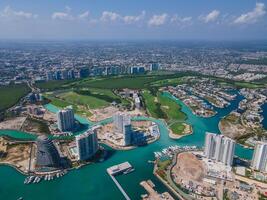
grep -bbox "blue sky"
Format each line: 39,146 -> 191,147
0,0 -> 266,40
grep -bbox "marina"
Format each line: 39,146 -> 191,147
0,92 -> 257,200
23,171 -> 67,185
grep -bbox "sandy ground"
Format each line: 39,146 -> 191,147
131,120 -> 152,128
89,106 -> 120,122
0,141 -> 31,173
172,152 -> 206,183
0,117 -> 27,130
140,180 -> 174,200
43,110 -> 57,122
219,120 -> 247,139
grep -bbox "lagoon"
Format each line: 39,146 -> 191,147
0,92 -> 254,200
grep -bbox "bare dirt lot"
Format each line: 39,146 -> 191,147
172,152 -> 206,183
0,141 -> 31,172
0,117 -> 26,130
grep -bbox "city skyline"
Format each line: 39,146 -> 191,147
0,0 -> 266,40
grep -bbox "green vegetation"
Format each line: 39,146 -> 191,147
74,75 -> 161,89
158,94 -> 186,121
75,88 -> 130,106
23,118 -> 50,134
44,96 -> 92,118
157,159 -> 172,171
35,80 -> 75,91
58,91 -> 109,109
0,84 -> 30,112
141,89 -> 187,135
149,77 -> 185,87
233,81 -> 265,89
158,93 -> 187,135
170,123 -> 185,135
141,90 -> 166,118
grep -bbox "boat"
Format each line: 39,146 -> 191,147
123,168 -> 135,175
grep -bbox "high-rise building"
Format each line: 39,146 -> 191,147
46,71 -> 54,80
57,107 -> 75,132
113,113 -> 131,133
36,135 -> 61,169
251,141 -> 267,172
113,113 -> 132,146
150,63 -> 160,71
204,132 -> 235,166
61,70 -> 69,80
75,128 -> 99,161
123,124 -> 132,146
68,69 -> 75,79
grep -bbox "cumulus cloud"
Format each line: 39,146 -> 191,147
233,3 -> 266,24
148,13 -> 168,26
199,10 -> 220,23
52,7 -> 89,21
51,12 -> 74,20
0,6 -> 37,19
100,11 -> 121,22
171,15 -> 192,23
78,11 -> 89,19
123,11 -> 146,24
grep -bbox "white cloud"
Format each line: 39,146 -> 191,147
100,11 -> 121,22
148,13 -> 168,26
199,10 -> 220,23
123,11 -> 146,24
233,3 -> 266,24
65,6 -> 72,13
51,12 -> 74,20
78,11 -> 89,19
0,6 -> 37,19
171,15 -> 192,23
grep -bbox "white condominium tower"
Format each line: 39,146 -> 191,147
113,113 -> 132,146
204,132 -> 236,166
251,141 -> 267,172
76,128 -> 98,161
57,106 -> 75,132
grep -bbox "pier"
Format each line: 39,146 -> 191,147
107,162 -> 133,200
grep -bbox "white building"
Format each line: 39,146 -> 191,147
251,141 -> 267,172
204,132 -> 235,166
113,113 -> 132,146
57,106 -> 75,132
75,128 -> 98,161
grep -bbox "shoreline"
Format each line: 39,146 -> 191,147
99,134 -> 160,151
218,120 -> 254,150
169,93 -> 217,118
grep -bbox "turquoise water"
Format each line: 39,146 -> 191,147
0,93 -> 254,200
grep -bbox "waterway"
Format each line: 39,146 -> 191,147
0,92 -> 257,200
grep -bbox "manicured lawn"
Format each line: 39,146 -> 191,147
142,90 -> 187,135
170,122 -> 185,135
0,84 -> 30,111
76,76 -> 160,89
46,96 -> 92,117
57,91 -> 109,109
150,77 -> 185,87
234,82 -> 265,89
141,90 -> 166,118
35,80 -> 75,90
75,88 -> 130,106
158,94 -> 186,121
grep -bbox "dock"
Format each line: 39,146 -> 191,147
107,162 -> 133,200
